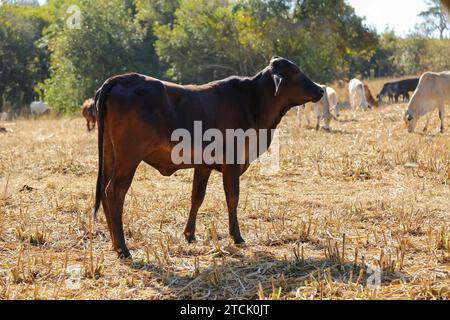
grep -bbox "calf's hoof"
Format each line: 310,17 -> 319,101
117,248 -> 132,260
233,235 -> 246,245
184,232 -> 196,244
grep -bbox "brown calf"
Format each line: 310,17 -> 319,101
82,98 -> 97,131
364,84 -> 379,108
92,57 -> 324,259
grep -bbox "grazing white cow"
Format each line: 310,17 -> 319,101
349,79 -> 369,111
404,71 -> 450,133
0,112 -> 9,121
30,101 -> 49,116
298,85 -> 338,131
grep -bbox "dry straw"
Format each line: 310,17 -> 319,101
0,78 -> 449,299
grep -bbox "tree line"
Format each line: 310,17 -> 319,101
0,0 -> 449,114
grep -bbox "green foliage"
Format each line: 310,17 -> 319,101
393,37 -> 428,76
135,0 -> 180,26
155,0 -> 379,84
0,2 -> 51,111
373,34 -> 450,77
422,39 -> 450,71
40,0 -> 155,114
155,0 -> 239,83
0,0 -> 449,115
293,0 -> 378,80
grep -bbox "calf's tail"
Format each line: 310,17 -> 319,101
92,79 -> 116,220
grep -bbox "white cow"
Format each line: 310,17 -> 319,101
30,101 -> 49,116
404,71 -> 450,133
0,112 -> 9,121
298,85 -> 338,131
349,79 -> 369,111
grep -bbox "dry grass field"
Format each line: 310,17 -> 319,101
0,88 -> 449,300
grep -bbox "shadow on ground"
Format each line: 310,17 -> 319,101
126,246 -> 410,299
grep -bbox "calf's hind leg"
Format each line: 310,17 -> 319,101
104,155 -> 139,259
184,168 -> 212,243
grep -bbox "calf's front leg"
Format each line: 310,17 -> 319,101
222,165 -> 244,244
184,168 -> 212,243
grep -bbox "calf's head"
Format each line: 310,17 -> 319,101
269,57 -> 324,106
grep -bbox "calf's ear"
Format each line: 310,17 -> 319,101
271,56 -> 281,62
272,72 -> 283,97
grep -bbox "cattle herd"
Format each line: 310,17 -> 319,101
1,57 -> 449,260
377,78 -> 420,103
296,73 -> 449,134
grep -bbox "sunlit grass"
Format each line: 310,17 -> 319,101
0,93 -> 449,299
